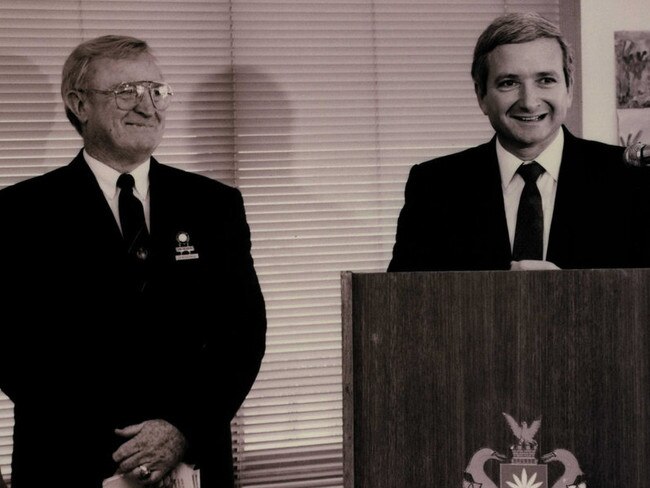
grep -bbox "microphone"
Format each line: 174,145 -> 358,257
623,142 -> 650,167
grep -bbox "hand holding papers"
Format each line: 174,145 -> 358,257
102,463 -> 200,488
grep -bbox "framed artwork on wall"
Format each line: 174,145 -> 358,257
615,31 -> 650,146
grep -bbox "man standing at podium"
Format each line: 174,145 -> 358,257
388,12 -> 650,272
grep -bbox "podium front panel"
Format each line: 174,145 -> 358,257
341,269 -> 650,488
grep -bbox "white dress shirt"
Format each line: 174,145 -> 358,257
497,129 -> 563,261
83,149 -> 151,234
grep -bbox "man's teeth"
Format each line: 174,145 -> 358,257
515,114 -> 544,121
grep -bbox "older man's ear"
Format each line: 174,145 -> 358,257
64,90 -> 88,124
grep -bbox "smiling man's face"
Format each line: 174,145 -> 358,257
80,54 -> 166,169
477,37 -> 573,161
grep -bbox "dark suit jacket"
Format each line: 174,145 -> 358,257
0,151 -> 267,488
388,127 -> 650,272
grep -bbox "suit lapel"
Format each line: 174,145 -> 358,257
546,128 -> 583,266
465,139 -> 512,268
67,152 -> 124,248
148,157 -> 179,239
147,158 -> 187,262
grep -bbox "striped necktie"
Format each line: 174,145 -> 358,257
117,173 -> 149,260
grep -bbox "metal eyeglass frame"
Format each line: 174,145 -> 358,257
76,80 -> 173,111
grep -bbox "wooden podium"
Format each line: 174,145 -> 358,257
341,269 -> 650,488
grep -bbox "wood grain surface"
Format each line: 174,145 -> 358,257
342,269 -> 650,488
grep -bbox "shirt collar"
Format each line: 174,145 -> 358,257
83,149 -> 151,200
497,129 -> 564,189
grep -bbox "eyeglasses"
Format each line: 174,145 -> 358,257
77,81 -> 174,111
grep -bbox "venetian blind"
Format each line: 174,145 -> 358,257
229,1 -> 559,487
0,1 -> 560,486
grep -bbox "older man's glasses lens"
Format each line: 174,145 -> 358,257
78,81 -> 173,111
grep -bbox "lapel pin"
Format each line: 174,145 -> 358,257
175,231 -> 200,261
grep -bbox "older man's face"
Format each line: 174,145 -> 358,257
81,54 -> 166,168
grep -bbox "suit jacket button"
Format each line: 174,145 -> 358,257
136,247 -> 149,260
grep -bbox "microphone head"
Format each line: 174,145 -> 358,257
623,142 -> 647,167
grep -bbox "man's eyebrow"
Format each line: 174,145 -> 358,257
493,72 -> 520,80
493,70 -> 561,80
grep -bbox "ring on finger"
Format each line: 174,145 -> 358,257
138,464 -> 152,480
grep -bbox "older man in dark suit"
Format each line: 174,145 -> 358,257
389,12 -> 650,273
0,35 -> 266,488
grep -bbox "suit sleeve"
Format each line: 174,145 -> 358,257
388,164 -> 429,272
0,185 -> 33,401
209,188 -> 266,419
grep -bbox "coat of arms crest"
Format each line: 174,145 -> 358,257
462,413 -> 586,488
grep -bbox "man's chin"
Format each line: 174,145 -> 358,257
123,137 -> 162,154
508,126 -> 556,146
117,144 -> 160,162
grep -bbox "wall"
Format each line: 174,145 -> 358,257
581,0 -> 650,144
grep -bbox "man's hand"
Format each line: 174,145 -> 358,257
510,260 -> 561,270
112,419 -> 187,486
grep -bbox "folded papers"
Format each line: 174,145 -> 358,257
102,463 -> 200,488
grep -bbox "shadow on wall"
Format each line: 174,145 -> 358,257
229,65 -> 294,179
0,54 -> 60,189
167,65 -> 294,190
226,65 -> 358,247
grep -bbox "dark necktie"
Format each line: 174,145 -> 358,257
117,173 -> 149,259
512,162 -> 545,261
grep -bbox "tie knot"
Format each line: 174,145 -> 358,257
517,162 -> 545,184
117,173 -> 135,191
